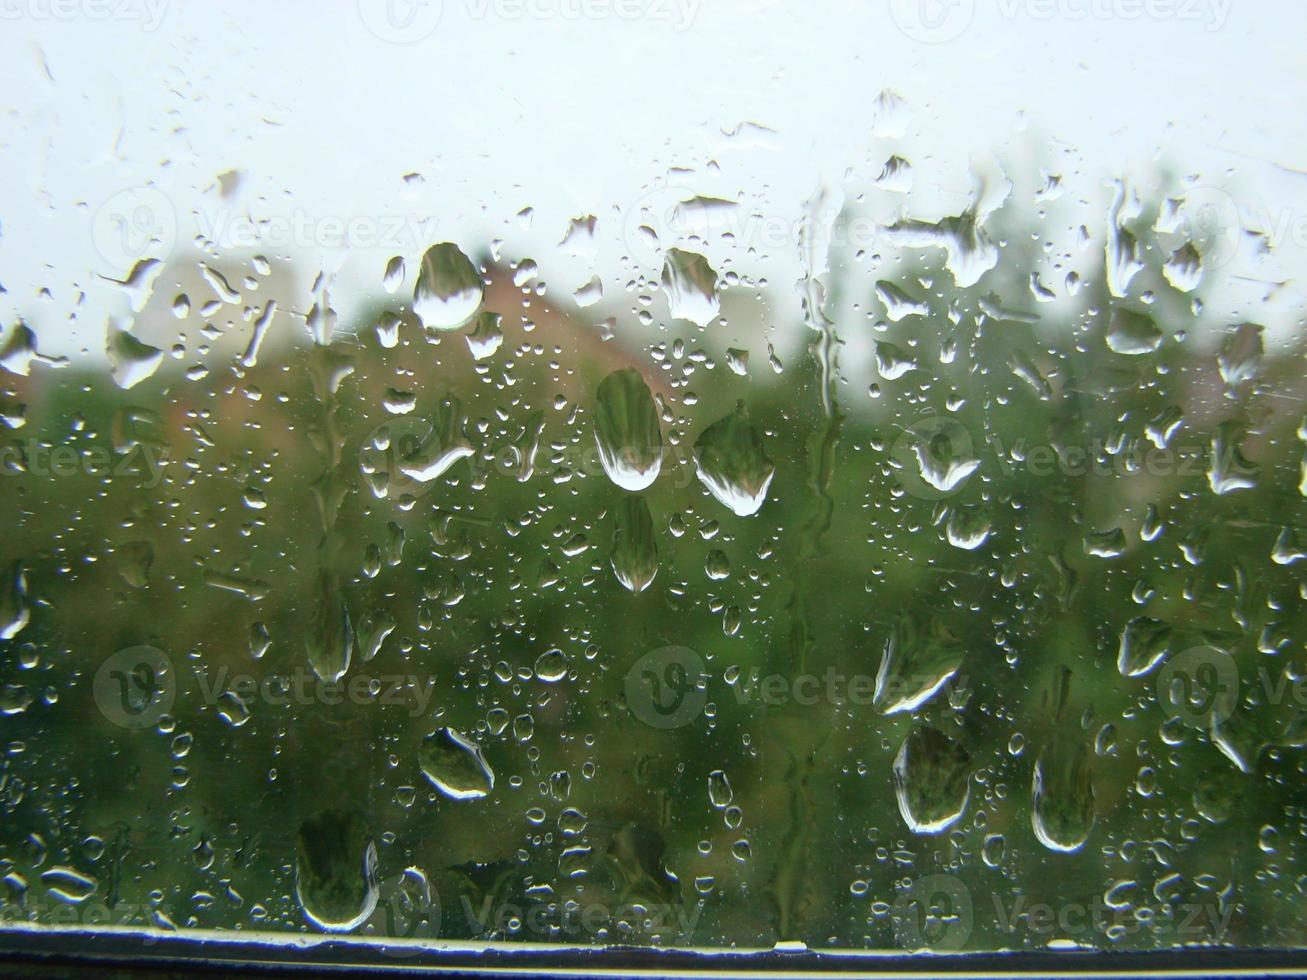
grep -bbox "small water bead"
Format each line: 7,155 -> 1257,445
382,255 -> 405,294
534,649 -> 568,682
708,770 -> 733,808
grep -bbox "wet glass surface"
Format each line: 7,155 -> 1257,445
1,0 -> 1306,961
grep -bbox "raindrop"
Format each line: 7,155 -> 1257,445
661,248 -> 719,326
708,770 -> 733,808
106,323 -> 163,390
693,402 -> 775,517
892,726 -> 971,835
412,243 -> 483,330
593,367 -> 662,492
874,612 -> 963,714
295,809 -> 378,932
535,649 -> 568,682
382,256 -> 405,294
1117,616 -> 1173,677
1031,738 -> 1096,853
610,495 -> 659,593
419,728 -> 495,800
1106,308 -> 1163,355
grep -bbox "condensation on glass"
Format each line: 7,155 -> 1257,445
0,0 -> 1305,962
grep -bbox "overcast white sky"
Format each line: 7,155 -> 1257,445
2,0 -> 1305,356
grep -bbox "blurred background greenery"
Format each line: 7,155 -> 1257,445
1,181 -> 1306,955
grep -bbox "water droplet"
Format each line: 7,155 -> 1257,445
981,833 -> 1006,868
466,311 -> 503,360
40,866 -> 97,905
527,647 -> 567,684
357,608 -> 396,662
704,549 -> 731,580
396,400 -> 475,485
725,348 -> 749,376
875,281 -> 928,321
1031,738 -> 1096,853
1217,323 -> 1263,388
893,726 -> 970,835
708,770 -> 733,808
249,622 -> 272,660
875,155 -> 913,192
875,341 -> 917,380
693,402 -> 775,517
382,255 -> 405,294
573,275 -> 603,307
375,312 -> 401,349
106,323 -> 163,389
874,612 -> 963,714
883,207 -> 997,288
1105,181 -> 1144,298
1118,616 -> 1173,677
216,690 -> 251,728
412,243 -> 482,330
1163,242 -> 1203,292
945,504 -> 990,550
661,248 -> 719,326
419,728 -> 494,800
306,572 -> 352,684
610,496 -> 658,593
1106,308 -> 1163,355
295,809 -> 378,932
0,562 -> 31,640
1209,420 -> 1258,495
1084,527 -> 1127,558
903,419 -> 979,493
593,368 -> 662,492
1272,527 -> 1307,566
